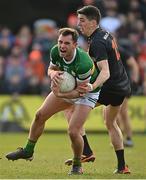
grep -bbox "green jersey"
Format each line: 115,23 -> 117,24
50,45 -> 100,92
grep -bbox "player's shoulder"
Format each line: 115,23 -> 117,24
76,47 -> 91,60
76,47 -> 87,54
94,28 -> 112,42
51,44 -> 59,53
50,44 -> 60,59
76,48 -> 93,73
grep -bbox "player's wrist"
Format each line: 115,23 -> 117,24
55,91 -> 63,97
75,89 -> 83,97
88,83 -> 94,91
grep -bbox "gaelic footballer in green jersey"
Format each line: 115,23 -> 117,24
50,45 -> 100,93
5,28 -> 100,175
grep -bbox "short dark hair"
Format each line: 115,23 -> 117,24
77,5 -> 101,24
58,27 -> 79,42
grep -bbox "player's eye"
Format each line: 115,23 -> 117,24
58,40 -> 62,43
65,42 -> 70,45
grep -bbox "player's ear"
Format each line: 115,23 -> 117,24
91,19 -> 97,27
74,42 -> 78,48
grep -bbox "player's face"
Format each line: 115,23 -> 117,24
77,14 -> 94,37
58,34 -> 77,60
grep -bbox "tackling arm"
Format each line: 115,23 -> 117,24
92,59 -> 110,90
52,79 -> 90,99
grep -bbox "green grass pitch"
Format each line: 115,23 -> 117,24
0,133 -> 146,179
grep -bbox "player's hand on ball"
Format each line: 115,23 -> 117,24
51,81 -> 61,96
51,71 -> 64,86
76,82 -> 93,96
76,80 -> 93,93
76,84 -> 88,92
50,71 -> 63,81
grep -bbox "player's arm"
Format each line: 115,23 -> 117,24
53,87 -> 82,99
73,60 -> 110,93
92,59 -> 110,89
90,40 -> 110,90
127,56 -> 139,83
48,63 -> 63,86
52,69 -> 91,99
48,63 -> 80,98
52,78 -> 89,99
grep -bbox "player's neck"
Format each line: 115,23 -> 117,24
87,25 -> 99,37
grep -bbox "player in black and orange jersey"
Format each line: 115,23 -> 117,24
65,5 -> 131,174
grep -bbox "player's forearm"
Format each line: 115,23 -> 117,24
55,90 -> 80,99
131,68 -> 139,83
92,69 -> 110,89
48,63 -> 60,77
131,64 -> 139,83
128,56 -> 139,83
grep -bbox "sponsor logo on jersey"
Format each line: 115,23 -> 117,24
71,70 -> 76,77
63,66 -> 69,71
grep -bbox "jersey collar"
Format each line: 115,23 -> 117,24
88,26 -> 100,41
63,49 -> 76,64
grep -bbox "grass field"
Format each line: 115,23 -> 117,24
0,133 -> 146,179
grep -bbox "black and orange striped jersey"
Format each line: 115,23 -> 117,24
88,27 -> 131,95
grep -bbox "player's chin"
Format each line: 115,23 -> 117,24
82,31 -> 86,35
79,28 -> 85,34
59,52 -> 66,57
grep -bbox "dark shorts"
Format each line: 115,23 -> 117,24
97,89 -> 125,106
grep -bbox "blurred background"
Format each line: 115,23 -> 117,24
0,0 -> 145,133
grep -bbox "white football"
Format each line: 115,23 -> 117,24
60,72 -> 76,92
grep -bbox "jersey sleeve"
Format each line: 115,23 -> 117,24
76,58 -> 93,82
91,40 -> 108,62
77,70 -> 91,82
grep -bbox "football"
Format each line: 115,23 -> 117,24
59,72 -> 76,92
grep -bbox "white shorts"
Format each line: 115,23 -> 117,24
63,91 -> 100,108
